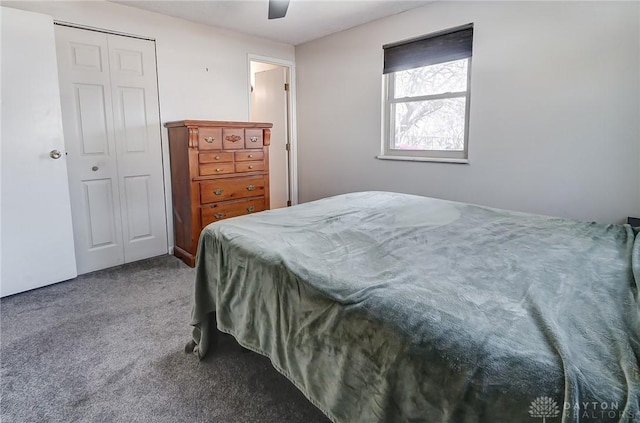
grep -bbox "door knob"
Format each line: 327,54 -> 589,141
49,150 -> 62,159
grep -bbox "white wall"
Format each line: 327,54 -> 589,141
3,0 -> 295,249
295,1 -> 640,223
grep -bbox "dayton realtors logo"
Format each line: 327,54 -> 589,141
529,397 -> 634,421
528,397 -> 560,422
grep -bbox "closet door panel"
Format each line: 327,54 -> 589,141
118,88 -> 147,152
56,26 -> 125,274
83,179 -> 120,248
108,34 -> 168,263
74,84 -> 110,154
123,175 -> 153,241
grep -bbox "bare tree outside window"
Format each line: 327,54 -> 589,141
394,58 -> 468,98
390,58 -> 469,152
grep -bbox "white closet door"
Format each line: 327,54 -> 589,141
107,34 -> 167,262
0,7 -> 77,297
55,26 -> 167,274
56,26 -> 125,274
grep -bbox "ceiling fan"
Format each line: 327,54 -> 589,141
268,0 -> 290,19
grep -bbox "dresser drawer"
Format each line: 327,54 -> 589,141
201,197 -> 265,226
235,151 -> 264,162
200,176 -> 266,204
199,162 -> 234,176
235,161 -> 265,173
198,128 -> 222,150
244,129 -> 264,148
222,128 -> 244,150
199,152 -> 233,163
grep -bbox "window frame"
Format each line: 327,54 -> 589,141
379,27 -> 473,164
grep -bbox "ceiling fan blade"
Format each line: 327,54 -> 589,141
268,0 -> 290,19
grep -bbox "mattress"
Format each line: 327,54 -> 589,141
188,191 -> 640,422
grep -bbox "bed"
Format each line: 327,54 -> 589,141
186,191 -> 640,422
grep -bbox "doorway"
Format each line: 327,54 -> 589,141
248,56 -> 297,208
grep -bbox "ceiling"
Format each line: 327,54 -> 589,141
113,0 -> 431,45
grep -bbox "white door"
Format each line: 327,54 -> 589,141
1,7 -> 77,297
107,34 -> 168,263
55,26 -> 167,274
252,67 -> 289,209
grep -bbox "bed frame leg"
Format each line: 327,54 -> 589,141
185,314 -> 220,357
185,339 -> 197,354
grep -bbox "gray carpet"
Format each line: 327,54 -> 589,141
1,255 -> 331,423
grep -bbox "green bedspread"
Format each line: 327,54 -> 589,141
188,191 -> 640,422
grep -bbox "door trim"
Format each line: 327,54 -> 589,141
247,54 -> 299,206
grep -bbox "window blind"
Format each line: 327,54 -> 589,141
383,24 -> 473,74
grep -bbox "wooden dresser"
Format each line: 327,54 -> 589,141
165,120 -> 272,266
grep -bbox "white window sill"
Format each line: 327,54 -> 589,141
376,155 -> 469,164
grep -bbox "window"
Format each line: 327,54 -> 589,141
380,24 -> 473,162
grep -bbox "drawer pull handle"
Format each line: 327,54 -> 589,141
225,135 -> 241,143
247,206 -> 255,213
248,154 -> 253,158
215,168 -> 222,172
250,136 -> 259,143
215,156 -> 221,160
246,185 -> 255,191
248,165 -> 254,169
214,212 -> 225,219
213,189 -> 223,195
204,136 -> 215,143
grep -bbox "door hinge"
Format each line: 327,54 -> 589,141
285,143 -> 290,151
284,83 -> 289,91
287,200 -> 292,207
